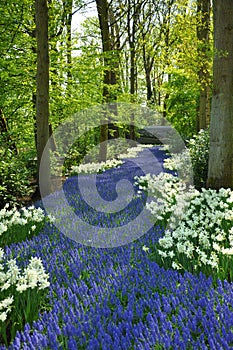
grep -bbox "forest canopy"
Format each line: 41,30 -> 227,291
0,0 -> 232,207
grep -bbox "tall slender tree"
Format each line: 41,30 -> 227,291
196,0 -> 211,131
207,0 -> 233,189
35,0 -> 51,195
96,0 -> 110,161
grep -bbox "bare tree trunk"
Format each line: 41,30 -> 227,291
127,0 -> 142,140
96,0 -> 121,160
207,0 -> 233,189
0,109 -> 18,154
96,0 -> 110,161
64,0 -> 73,93
35,0 -> 51,195
196,0 -> 211,131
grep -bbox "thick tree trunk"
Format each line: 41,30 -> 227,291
96,0 -> 120,160
207,0 -> 233,189
35,0 -> 51,195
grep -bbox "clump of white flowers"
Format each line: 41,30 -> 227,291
0,204 -> 55,248
71,144 -> 155,175
158,187 -> 233,277
135,172 -> 233,282
163,149 -> 193,182
0,204 -> 45,236
0,248 -> 50,345
71,158 -> 123,175
118,144 -> 155,160
135,172 -> 198,230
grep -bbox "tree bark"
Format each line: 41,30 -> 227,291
0,109 -> 18,154
196,0 -> 211,131
127,0 -> 142,140
96,0 -> 121,160
96,0 -> 110,161
207,0 -> 233,189
35,0 -> 51,195
64,0 -> 73,93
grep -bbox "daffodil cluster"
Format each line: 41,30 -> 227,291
71,158 -> 123,175
158,188 -> 233,276
0,248 -> 50,344
118,144 -> 154,160
163,149 -> 193,182
135,172 -> 233,281
70,144 -> 154,175
0,204 -> 45,237
0,204 -> 54,248
135,172 -> 198,230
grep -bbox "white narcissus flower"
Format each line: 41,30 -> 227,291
0,296 -> 14,310
25,269 -> 39,289
177,242 -> 186,254
0,311 -> 8,322
221,247 -> 233,255
6,259 -> 20,284
158,250 -> 168,258
0,223 -> 7,235
215,233 -> 225,242
0,248 -> 4,261
39,280 -> 50,290
159,235 -> 173,249
142,245 -> 149,252
213,242 -> 221,252
0,272 -> 7,283
208,252 -> 219,268
172,261 -> 182,270
168,251 -> 175,258
16,284 -> 28,293
1,282 -> 11,291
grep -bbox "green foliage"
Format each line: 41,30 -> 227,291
0,148 -> 34,208
164,73 -> 199,139
187,129 -> 209,190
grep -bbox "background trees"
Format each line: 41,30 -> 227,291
0,0 -> 232,207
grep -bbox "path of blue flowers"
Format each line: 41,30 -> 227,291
3,146 -> 233,349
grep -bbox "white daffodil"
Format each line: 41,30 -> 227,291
0,311 -> 8,322
0,296 -> 14,310
1,281 -> 11,291
172,261 -> 182,270
221,247 -> 233,255
142,245 -> 149,252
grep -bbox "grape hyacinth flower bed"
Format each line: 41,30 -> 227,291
1,146 -> 233,349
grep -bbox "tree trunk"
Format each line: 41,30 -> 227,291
35,0 -> 51,195
0,109 -> 18,154
96,0 -> 121,160
207,0 -> 233,189
96,0 -> 110,161
65,0 -> 73,93
127,0 -> 142,140
196,0 -> 211,131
